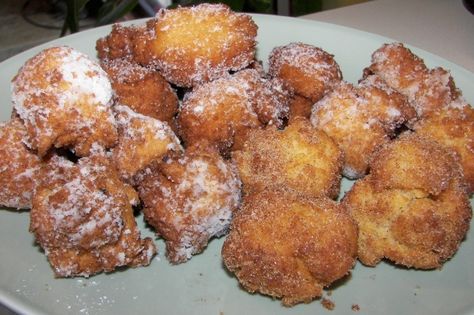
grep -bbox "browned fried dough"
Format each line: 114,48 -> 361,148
134,4 -> 257,87
0,119 -> 42,209
233,117 -> 343,199
177,69 -> 291,154
111,105 -> 182,182
11,46 -> 117,156
365,42 -> 461,117
268,42 -> 342,103
311,79 -> 416,179
222,189 -> 357,306
101,59 -> 178,125
344,133 -> 472,269
96,23 -> 143,61
136,142 -> 241,264
30,154 -> 155,277
414,104 -> 474,194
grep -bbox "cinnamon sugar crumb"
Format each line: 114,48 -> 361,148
321,298 -> 335,310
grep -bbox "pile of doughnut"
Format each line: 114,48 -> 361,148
1,3 -> 472,307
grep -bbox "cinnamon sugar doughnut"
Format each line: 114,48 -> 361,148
268,42 -> 342,102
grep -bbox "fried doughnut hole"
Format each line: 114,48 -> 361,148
177,69 -> 291,154
11,46 -> 117,157
343,134 -> 472,269
96,23 -> 142,61
112,105 -> 182,182
268,42 -> 342,103
222,189 -> 358,306
311,79 -> 416,179
414,104 -> 474,195
365,42 -> 461,117
101,59 -> 178,124
30,155 -> 156,277
136,142 -> 241,264
233,117 -> 343,199
136,3 -> 257,87
0,119 -> 43,209
288,95 -> 314,122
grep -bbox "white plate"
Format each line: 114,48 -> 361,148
0,14 -> 473,315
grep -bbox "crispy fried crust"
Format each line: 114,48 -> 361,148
177,69 -> 291,154
344,176 -> 471,269
311,80 -> 416,179
370,133 -> 464,195
111,105 -> 182,182
30,155 -> 156,277
11,46 -> 117,156
0,119 -> 43,209
233,117 -> 343,199
268,42 -> 342,102
222,189 -> 358,306
344,134 -> 472,269
96,23 -> 141,61
136,142 -> 241,264
414,105 -> 474,194
288,95 -> 313,122
101,59 -> 178,125
136,4 -> 257,87
365,42 -> 461,117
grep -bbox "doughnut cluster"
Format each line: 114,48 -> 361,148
1,3 -> 472,308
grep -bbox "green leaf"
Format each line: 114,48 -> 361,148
96,0 -> 139,26
62,0 -> 90,36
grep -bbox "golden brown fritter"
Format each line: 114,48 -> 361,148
30,154 -> 156,277
343,133 -> 472,269
177,69 -> 291,154
369,133 -> 465,195
233,117 -> 343,199
365,42 -> 461,117
136,142 -> 241,264
101,59 -> 178,125
268,42 -> 342,103
311,79 -> 416,179
96,23 -> 143,62
134,4 -> 257,87
0,119 -> 43,209
112,105 -> 182,183
288,94 -> 314,122
413,104 -> 474,194
222,188 -> 358,306
11,46 -> 118,157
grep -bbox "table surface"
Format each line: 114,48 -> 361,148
303,0 -> 474,73
0,1 -> 473,314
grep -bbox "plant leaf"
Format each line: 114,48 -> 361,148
62,0 -> 90,35
96,0 -> 139,26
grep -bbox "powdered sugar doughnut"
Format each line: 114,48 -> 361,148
30,154 -> 156,277
136,142 -> 241,264
268,42 -> 342,103
11,46 -> 117,156
0,119 -> 43,209
134,3 -> 257,87
311,79 -> 416,179
112,104 -> 182,183
365,42 -> 461,117
177,69 -> 291,154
